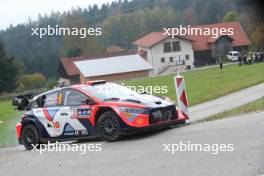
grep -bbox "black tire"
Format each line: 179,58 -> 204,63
21,124 -> 40,150
96,111 -> 120,141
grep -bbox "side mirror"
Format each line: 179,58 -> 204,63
84,99 -> 96,105
36,95 -> 46,107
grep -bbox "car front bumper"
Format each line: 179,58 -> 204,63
120,118 -> 186,134
16,123 -> 23,144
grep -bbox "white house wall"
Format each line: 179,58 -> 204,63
138,37 -> 194,75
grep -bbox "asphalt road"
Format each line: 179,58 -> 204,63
0,111 -> 263,176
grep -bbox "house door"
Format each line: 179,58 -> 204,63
175,55 -> 184,65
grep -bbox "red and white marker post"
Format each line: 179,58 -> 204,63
174,74 -> 190,119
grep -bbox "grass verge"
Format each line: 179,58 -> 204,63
201,97 -> 264,122
124,63 -> 264,106
0,100 -> 21,147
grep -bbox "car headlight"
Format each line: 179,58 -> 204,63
119,107 -> 146,115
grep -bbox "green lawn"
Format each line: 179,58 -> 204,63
124,63 -> 264,106
202,97 -> 264,122
0,100 -> 21,147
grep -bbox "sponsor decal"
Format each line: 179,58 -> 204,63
71,108 -> 92,119
75,130 -> 88,136
56,92 -> 63,106
43,107 -> 60,122
77,109 -> 91,116
53,121 -> 60,129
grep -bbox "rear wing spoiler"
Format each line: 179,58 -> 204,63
12,94 -> 34,111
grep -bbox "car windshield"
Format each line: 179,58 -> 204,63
81,83 -> 139,101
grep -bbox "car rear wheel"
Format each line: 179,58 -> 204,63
96,111 -> 120,141
21,124 -> 40,150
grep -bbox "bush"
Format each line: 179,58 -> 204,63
46,78 -> 58,89
16,73 -> 46,91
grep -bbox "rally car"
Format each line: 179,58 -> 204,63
13,80 -> 188,150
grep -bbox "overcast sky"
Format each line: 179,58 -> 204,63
0,0 -> 115,30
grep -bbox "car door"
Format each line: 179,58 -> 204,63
32,90 -> 65,138
32,89 -> 93,138
59,89 -> 93,138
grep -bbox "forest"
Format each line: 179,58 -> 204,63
0,0 -> 263,93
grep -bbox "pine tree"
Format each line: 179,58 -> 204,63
0,40 -> 19,93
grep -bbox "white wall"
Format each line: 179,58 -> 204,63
138,37 -> 194,75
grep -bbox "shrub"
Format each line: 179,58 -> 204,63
16,73 -> 46,91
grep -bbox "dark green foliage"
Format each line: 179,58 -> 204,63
0,41 -> 19,93
223,11 -> 239,22
0,0 -> 259,80
16,73 -> 46,91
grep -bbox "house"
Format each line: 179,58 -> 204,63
134,32 -> 195,75
190,22 -> 251,66
59,51 -> 153,84
133,22 -> 251,74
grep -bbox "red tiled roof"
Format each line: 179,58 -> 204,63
206,35 -> 234,44
133,32 -> 194,48
133,22 -> 251,51
133,32 -> 169,48
190,22 -> 251,51
60,51 -> 137,76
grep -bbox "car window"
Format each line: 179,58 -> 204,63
64,89 -> 88,106
42,91 -> 63,107
30,100 -> 40,109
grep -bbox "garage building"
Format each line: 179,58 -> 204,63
59,52 -> 153,85
75,54 -> 153,82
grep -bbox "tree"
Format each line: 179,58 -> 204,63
60,15 -> 102,57
251,24 -> 264,51
223,11 -> 238,22
0,40 -> 19,93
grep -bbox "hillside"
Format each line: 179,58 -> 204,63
0,0 -> 261,78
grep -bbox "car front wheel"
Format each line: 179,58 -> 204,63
21,124 -> 40,150
96,111 -> 120,141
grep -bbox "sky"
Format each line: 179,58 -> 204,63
0,0 -> 115,30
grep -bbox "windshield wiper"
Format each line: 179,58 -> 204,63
104,97 -> 120,101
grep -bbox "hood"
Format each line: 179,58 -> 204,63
104,93 -> 174,108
